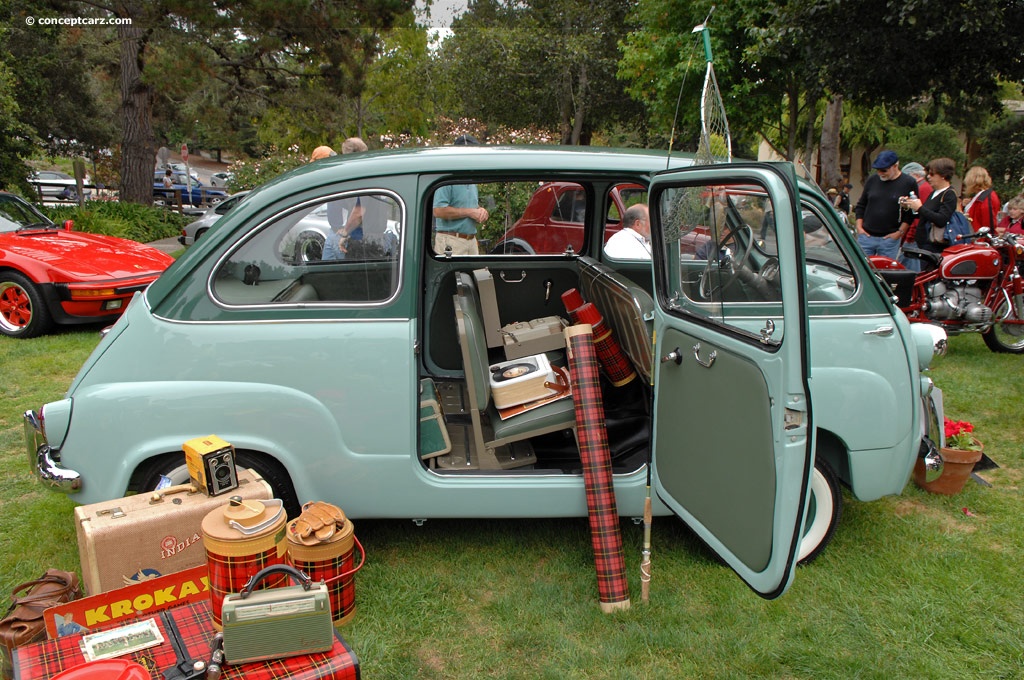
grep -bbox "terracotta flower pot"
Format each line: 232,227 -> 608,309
913,440 -> 984,495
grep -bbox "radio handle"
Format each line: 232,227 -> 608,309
239,564 -> 313,598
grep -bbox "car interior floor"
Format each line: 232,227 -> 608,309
423,375 -> 651,475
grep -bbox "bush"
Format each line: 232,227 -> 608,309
226,145 -> 308,192
40,201 -> 189,243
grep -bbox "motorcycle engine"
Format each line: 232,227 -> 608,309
925,282 -> 993,323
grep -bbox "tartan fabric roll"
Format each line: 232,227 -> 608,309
575,302 -> 636,386
565,324 -> 631,613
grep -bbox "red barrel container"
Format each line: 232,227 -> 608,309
287,510 -> 359,626
200,497 -> 288,628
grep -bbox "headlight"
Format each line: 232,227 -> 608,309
910,323 -> 947,371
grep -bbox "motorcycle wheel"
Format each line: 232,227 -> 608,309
982,295 -> 1024,354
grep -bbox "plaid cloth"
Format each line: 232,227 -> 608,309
14,600 -> 359,680
566,325 -> 631,610
290,549 -> 357,625
206,546 -> 288,627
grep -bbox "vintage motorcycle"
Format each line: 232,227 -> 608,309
870,227 -> 1024,353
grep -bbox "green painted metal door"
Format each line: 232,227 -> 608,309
648,163 -> 813,598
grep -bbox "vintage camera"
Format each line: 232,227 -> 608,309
182,435 -> 239,496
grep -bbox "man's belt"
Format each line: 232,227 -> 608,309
439,231 -> 475,240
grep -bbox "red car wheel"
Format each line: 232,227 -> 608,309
0,272 -> 52,338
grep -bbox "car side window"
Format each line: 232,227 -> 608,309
213,191 -> 403,306
658,182 -> 786,341
434,180 -> 588,256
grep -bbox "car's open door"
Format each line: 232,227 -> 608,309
648,163 -> 813,598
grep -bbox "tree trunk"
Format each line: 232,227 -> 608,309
786,83 -> 799,160
819,95 -> 844,190
570,62 -> 588,145
117,15 -> 155,205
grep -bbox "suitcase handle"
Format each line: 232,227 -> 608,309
239,564 -> 313,598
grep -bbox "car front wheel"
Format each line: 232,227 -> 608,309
0,272 -> 52,338
134,450 -> 301,519
797,459 -> 842,564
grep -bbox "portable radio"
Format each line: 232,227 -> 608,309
182,435 -> 239,496
220,564 -> 334,664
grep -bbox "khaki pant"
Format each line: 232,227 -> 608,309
434,231 -> 480,256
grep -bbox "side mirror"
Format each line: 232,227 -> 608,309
63,219 -> 74,232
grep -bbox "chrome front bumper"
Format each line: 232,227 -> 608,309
23,410 -> 81,492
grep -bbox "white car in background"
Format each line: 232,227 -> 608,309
210,171 -> 234,188
27,170 -> 91,201
179,191 -> 331,263
179,192 -> 250,246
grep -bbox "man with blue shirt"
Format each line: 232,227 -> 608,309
854,150 -> 917,259
433,134 -> 489,255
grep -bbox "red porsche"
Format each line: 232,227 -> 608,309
0,192 -> 174,338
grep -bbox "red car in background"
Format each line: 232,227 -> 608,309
491,182 -> 647,254
0,192 -> 174,338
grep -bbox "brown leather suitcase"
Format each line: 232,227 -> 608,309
74,468 -> 273,595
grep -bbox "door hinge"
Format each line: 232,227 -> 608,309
784,409 -> 804,430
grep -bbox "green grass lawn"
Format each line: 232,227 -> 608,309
1,329 -> 1022,678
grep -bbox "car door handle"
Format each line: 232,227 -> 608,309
692,343 -> 717,368
864,326 -> 894,337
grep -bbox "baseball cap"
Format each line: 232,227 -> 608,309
872,150 -> 899,169
310,146 -> 337,162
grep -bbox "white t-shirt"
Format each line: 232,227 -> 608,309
604,227 -> 652,260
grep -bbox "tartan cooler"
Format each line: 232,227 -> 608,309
74,468 -> 273,596
200,497 -> 289,629
287,513 -> 358,626
12,600 -> 359,680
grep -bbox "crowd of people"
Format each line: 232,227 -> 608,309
827,151 -> 1024,267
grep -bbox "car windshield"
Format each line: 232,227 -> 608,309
0,195 -> 53,232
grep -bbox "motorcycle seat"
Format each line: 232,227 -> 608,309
901,245 -> 940,267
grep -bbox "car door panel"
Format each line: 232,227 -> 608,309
649,163 -> 812,598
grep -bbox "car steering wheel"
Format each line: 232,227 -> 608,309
698,223 -> 755,299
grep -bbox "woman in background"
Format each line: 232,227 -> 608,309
905,158 -> 958,256
962,166 -> 1002,231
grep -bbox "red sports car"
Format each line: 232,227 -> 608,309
0,192 -> 174,338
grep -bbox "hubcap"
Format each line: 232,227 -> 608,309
0,283 -> 32,331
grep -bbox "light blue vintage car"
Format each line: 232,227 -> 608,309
25,147 -> 945,598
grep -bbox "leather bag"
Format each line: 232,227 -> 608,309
0,570 -> 81,653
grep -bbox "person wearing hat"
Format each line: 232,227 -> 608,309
853,150 -> 918,259
432,134 -> 488,255
310,145 -> 336,162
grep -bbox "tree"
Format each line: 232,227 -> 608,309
57,0 -> 413,204
619,0 -> 1024,185
441,0 -> 641,145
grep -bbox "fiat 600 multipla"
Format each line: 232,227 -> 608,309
26,147 -> 945,598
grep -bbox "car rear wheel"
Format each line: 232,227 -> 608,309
981,296 -> 1024,354
194,228 -> 208,242
797,459 -> 842,564
0,272 -> 52,338
135,450 -> 301,518
294,231 -> 325,263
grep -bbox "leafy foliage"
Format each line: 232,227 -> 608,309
977,114 -> 1024,200
224,145 -> 308,192
886,123 -> 967,171
442,0 -> 642,145
39,201 -> 188,242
